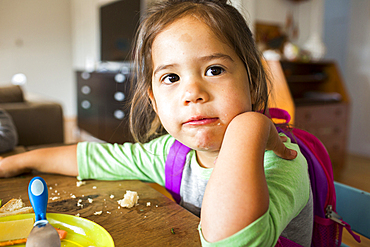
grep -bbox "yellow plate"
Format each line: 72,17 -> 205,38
0,213 -> 114,247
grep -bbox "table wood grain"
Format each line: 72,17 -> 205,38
0,174 -> 201,246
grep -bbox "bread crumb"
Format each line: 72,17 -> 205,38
107,211 -> 111,214
77,199 -> 83,208
146,202 -> 151,207
110,195 -> 115,199
117,190 -> 139,208
94,211 -> 102,215
75,213 -> 80,217
88,198 -> 93,203
76,181 -> 86,187
71,194 -> 76,199
92,186 -> 97,189
50,197 -> 60,201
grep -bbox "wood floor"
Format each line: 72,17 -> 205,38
65,118 -> 370,246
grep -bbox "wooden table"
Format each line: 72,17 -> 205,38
0,169 -> 201,246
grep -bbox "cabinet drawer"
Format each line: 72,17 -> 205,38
295,103 -> 348,126
298,123 -> 346,140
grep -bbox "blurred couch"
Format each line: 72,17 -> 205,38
0,85 -> 64,147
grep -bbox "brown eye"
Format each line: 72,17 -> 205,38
206,66 -> 224,76
162,74 -> 180,84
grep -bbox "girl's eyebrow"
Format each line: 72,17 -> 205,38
200,53 -> 234,63
153,53 -> 234,77
153,64 -> 177,77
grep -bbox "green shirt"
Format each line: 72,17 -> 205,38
77,134 -> 311,246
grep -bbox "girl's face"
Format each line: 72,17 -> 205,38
150,16 -> 252,156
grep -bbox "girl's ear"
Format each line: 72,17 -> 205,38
148,89 -> 158,113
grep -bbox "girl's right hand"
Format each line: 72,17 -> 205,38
0,145 -> 78,178
0,155 -> 31,178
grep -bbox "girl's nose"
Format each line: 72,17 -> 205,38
182,80 -> 210,105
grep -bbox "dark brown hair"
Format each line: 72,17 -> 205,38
129,0 -> 269,143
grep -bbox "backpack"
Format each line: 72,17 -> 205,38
164,108 -> 361,247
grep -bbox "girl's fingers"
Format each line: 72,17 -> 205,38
277,133 -> 297,159
279,135 -> 288,142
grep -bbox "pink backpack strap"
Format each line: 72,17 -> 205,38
269,108 -> 291,124
275,237 -> 304,247
165,140 -> 191,203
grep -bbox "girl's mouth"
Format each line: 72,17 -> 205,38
183,117 -> 219,126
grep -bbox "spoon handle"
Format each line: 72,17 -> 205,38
28,177 -> 48,223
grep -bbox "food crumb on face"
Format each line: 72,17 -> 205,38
146,202 -> 151,207
88,198 -> 93,203
71,194 -> 76,198
75,213 -> 80,217
94,211 -> 103,215
50,197 -> 60,201
107,211 -> 111,214
92,186 -> 97,189
110,194 -> 115,199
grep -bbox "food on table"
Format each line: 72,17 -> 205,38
117,190 -> 139,208
76,180 -> 86,187
0,223 -> 67,246
0,199 -> 68,246
0,199 -> 33,217
55,228 -> 67,240
0,218 -> 33,243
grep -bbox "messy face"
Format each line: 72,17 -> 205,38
150,16 -> 252,155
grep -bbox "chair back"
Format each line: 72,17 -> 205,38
334,182 -> 370,239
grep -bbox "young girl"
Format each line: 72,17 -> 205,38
0,0 -> 313,246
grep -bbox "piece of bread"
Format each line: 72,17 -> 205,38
117,190 -> 139,208
0,199 -> 33,217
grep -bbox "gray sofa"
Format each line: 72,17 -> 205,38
0,85 -> 64,147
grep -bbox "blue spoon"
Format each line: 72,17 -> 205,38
26,177 -> 61,247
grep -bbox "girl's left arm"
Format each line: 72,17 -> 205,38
200,112 -> 297,243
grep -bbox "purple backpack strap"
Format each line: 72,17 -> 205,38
165,140 -> 191,203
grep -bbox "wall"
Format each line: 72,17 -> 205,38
345,0 -> 370,156
71,0 -> 148,70
253,0 -> 312,47
0,0 -> 74,116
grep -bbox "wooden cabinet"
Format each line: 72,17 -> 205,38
267,60 -> 350,178
76,70 -> 134,144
